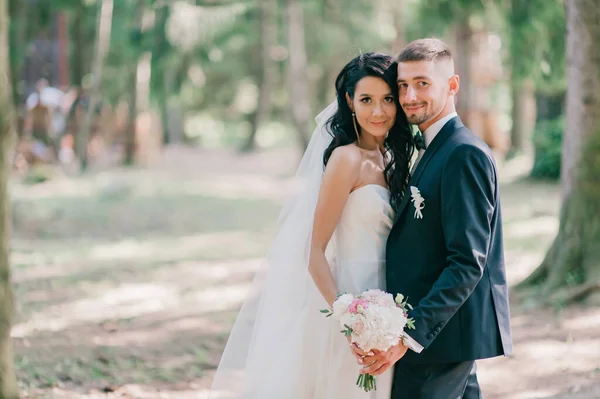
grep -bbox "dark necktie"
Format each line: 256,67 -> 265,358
414,132 -> 427,150
411,133 -> 427,174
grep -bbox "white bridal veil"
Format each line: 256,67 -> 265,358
209,102 -> 339,398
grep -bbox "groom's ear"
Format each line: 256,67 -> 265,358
345,93 -> 354,112
448,75 -> 459,96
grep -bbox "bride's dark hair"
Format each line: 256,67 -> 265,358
323,52 -> 414,210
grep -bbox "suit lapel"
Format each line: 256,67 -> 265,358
394,116 -> 465,220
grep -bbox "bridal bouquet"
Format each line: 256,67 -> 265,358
321,289 -> 415,392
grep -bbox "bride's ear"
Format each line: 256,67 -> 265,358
345,93 -> 354,112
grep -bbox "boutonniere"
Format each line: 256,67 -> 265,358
410,186 -> 425,219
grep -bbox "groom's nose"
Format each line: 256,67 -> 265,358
404,86 -> 417,102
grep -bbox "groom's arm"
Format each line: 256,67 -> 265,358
408,143 -> 496,350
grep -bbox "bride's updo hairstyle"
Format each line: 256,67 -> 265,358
323,52 -> 414,210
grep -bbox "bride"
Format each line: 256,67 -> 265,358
209,52 -> 414,398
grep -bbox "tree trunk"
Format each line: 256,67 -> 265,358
519,0 -> 600,304
8,0 -> 29,133
0,0 -> 22,397
71,0 -> 85,87
535,90 -> 566,123
510,78 -> 536,153
242,0 -> 277,152
8,0 -> 27,102
453,22 -> 474,125
285,0 -> 309,150
152,3 -> 172,145
163,70 -> 184,144
76,0 -> 113,171
390,0 -> 405,55
123,0 -> 144,166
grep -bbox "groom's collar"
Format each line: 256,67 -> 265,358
422,112 -> 458,147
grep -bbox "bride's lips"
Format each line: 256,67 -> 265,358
370,121 -> 387,127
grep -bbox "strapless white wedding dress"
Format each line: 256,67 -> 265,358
213,184 -> 395,399
291,184 -> 396,398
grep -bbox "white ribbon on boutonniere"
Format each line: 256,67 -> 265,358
410,186 -> 425,219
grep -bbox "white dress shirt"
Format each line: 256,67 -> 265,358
404,111 -> 458,354
423,112 -> 458,147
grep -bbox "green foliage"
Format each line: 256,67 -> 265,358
531,117 -> 564,180
8,0 -> 570,149
412,0 -> 488,38
506,0 -> 565,91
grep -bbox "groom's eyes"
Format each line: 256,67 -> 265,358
397,82 -> 429,88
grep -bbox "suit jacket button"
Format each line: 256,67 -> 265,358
435,327 -> 441,333
427,333 -> 433,340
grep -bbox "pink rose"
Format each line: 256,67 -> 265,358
348,298 -> 370,314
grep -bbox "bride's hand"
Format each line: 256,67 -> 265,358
346,336 -> 372,365
359,341 -> 408,376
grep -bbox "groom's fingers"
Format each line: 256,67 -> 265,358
369,363 -> 390,376
361,350 -> 386,363
360,360 -> 389,375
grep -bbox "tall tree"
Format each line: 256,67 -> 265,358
7,0 -> 29,109
286,0 -> 309,150
71,0 -> 86,88
519,0 -> 600,303
506,0 -> 564,154
390,0 -> 406,55
151,1 -> 176,145
242,0 -> 277,151
0,0 -> 21,396
76,0 -> 114,171
123,0 -> 145,166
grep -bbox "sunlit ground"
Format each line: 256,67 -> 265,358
11,146 -> 600,398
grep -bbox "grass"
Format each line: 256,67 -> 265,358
10,148 -> 600,398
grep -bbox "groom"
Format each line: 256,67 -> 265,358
358,38 -> 513,398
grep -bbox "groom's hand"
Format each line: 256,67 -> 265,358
359,341 -> 408,376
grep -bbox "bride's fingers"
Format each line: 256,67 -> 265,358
349,344 -> 366,364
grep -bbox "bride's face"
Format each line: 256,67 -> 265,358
347,76 -> 397,138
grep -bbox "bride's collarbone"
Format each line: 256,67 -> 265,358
355,160 -> 386,191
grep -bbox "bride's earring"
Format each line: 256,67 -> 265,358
352,112 -> 360,144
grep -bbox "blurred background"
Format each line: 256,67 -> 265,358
4,0 -> 600,398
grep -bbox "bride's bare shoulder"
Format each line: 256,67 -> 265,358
328,144 -> 363,168
323,144 -> 362,190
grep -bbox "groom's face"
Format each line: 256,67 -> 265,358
396,60 -> 452,127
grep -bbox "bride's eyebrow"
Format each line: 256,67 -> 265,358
358,92 -> 394,97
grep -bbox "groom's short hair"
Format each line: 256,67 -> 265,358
397,38 -> 453,63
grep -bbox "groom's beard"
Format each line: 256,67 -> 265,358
404,110 -> 432,126
402,102 -> 431,125
406,113 -> 430,125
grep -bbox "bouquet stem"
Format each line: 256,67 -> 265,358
356,373 -> 377,392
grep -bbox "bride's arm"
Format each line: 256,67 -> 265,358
309,146 -> 361,308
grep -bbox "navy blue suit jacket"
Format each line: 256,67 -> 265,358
386,116 -> 512,365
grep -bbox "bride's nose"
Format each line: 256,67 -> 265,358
372,104 -> 384,117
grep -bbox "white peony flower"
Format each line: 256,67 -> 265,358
332,293 -> 354,321
351,314 -> 368,335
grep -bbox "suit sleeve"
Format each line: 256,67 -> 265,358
408,144 -> 496,349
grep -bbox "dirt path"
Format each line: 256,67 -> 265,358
11,147 -> 600,398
